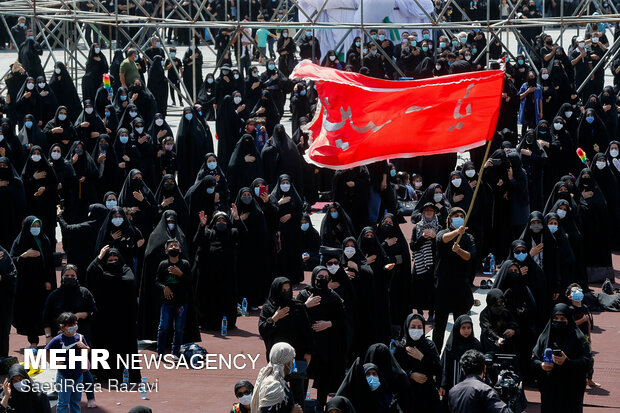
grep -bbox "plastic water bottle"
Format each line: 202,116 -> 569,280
543,348 -> 553,363
242,298 -> 248,317
389,339 -> 396,354
489,254 -> 496,274
221,316 -> 228,337
122,368 -> 129,384
139,377 -> 148,400
306,391 -> 311,400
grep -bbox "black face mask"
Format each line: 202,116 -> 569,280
215,221 -> 227,232
163,182 -> 175,191
381,223 -> 394,234
100,143 -> 108,152
361,237 -> 375,249
130,178 -> 142,190
551,320 -> 568,330
0,168 -> 11,180
507,270 -> 520,282
527,78 -> 537,87
490,305 -> 505,315
106,259 -> 121,272
61,277 -> 79,288
168,248 -> 180,257
281,289 -> 293,303
315,278 -> 328,290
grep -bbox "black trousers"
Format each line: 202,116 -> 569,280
432,305 -> 470,354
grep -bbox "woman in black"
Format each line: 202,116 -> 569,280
394,314 -> 441,413
75,100 -> 106,154
49,143 -> 76,222
591,152 -> 620,244
333,167 -> 371,234
0,364 -> 51,413
577,108 -> 608,158
33,77 -> 57,126
148,113 -> 173,148
0,157 -> 27,248
444,171 -> 481,250
65,140 -> 99,222
1,118 -> 25,172
480,288 -> 520,354
336,360 -> 401,413
118,103 -> 140,133
376,213 -> 412,329
21,146 -> 59,244
518,128 -> 548,211
182,46 -> 203,100
439,314 -> 482,399
364,343 -> 414,413
194,153 -> 230,206
130,117 -> 157,189
575,168 -> 613,269
176,107 -> 212,194
193,210 -> 244,330
153,174 -> 189,233
227,134 -> 264,198
235,187 -> 272,308
297,266 -> 346,408
271,174 -> 304,284
17,114 -> 47,153
216,95 -> 244,174
411,183 -> 450,225
532,303 -> 592,413
432,207 -> 476,351
14,78 -> 39,129
147,55 -> 168,116
320,202 -> 355,248
94,206 -> 144,269
551,199 -> 588,289
91,134 -> 120,199
113,128 -> 138,182
43,106 -> 78,155
81,43 -> 109,101
113,87 -> 130,119
301,213 -> 321,271
250,90 -> 281,143
261,124 -> 303,192
10,216 -> 56,349
184,175 -> 221,245
86,246 -> 140,383
410,203 -> 439,318
545,211 -> 576,291
117,169 -> 158,243
357,227 -> 393,345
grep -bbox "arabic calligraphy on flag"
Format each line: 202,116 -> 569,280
290,61 -> 505,169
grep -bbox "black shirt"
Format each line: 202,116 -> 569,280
448,375 -> 512,413
155,258 -> 192,306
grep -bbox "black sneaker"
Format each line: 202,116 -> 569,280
602,278 -> 613,295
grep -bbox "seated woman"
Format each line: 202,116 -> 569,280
479,288 -> 520,354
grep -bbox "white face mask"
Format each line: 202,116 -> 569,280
433,193 -> 443,203
85,107 -> 94,114
414,181 -> 423,188
409,328 -> 424,341
592,37 -> 599,44
541,73 -> 549,80
553,122 -> 563,130
451,178 -> 462,188
327,264 -> 339,274
578,42 -> 585,48
556,208 -> 567,219
31,154 -> 41,162
435,64 -> 441,70
565,111 -> 573,118
464,55 -> 471,61
51,151 -> 61,160
94,47 -> 101,54
610,148 -> 619,158
596,160 -> 606,170
37,82 -> 46,89
238,394 -> 252,405
55,68 -> 61,74
233,96 -> 242,105
155,118 -> 164,126
26,82 -> 35,90
13,379 -> 29,393
167,223 -> 176,231
344,246 -> 356,259
465,169 -> 475,178
280,183 -> 290,192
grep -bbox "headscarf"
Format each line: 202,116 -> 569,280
250,342 -> 295,412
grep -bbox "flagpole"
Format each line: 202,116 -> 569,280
455,138 -> 493,245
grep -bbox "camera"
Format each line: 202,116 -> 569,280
484,353 -> 525,412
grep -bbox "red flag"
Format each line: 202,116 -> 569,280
290,61 -> 504,169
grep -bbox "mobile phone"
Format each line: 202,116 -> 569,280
552,349 -> 563,357
259,184 -> 269,197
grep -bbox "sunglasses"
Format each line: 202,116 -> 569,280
236,390 -> 252,398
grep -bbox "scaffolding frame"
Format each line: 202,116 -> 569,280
1,0 -> 620,103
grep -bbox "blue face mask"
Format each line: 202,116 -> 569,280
586,116 -> 594,124
439,42 -> 446,48
390,169 -> 396,177
330,211 -> 339,219
170,52 -> 176,58
24,121 -> 33,129
58,114 -> 67,121
355,41 -> 361,47
268,64 -> 276,70
27,35 -> 34,40
254,187 -> 260,197
301,223 -> 310,231
120,95 -> 127,101
378,34 -> 385,41
422,47 -> 429,52
185,113 -> 193,121
451,216 -> 464,228
30,226 -> 41,236
571,289 -> 584,302
517,59 -> 524,65
106,200 -> 117,209
547,224 -> 558,233
119,136 -> 129,144
472,48 -> 477,54
206,187 -> 215,194
423,33 -> 430,40
207,161 -> 217,170
300,90 -> 306,96
539,130 -> 547,134
452,40 -> 459,46
514,251 -> 528,262
366,376 -> 380,391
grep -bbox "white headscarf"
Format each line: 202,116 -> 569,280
251,342 -> 295,412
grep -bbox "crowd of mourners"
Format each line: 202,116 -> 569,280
0,0 -> 619,411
